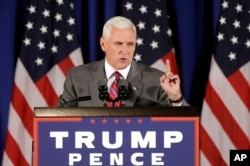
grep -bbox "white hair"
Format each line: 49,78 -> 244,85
102,16 -> 136,39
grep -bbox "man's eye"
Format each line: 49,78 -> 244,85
115,42 -> 122,46
128,43 -> 135,47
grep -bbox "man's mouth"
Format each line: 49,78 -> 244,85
120,58 -> 127,61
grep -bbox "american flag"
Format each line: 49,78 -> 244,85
2,0 -> 83,165
120,0 -> 178,74
200,0 -> 250,165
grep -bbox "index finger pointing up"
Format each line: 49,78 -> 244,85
165,59 -> 171,74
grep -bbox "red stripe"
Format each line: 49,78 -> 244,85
107,102 -> 112,107
4,131 -> 29,166
58,56 -> 75,76
200,125 -> 227,166
108,79 -> 120,106
109,82 -> 119,100
109,92 -> 117,100
11,83 -> 33,136
35,75 -> 58,106
114,101 -> 120,107
112,84 -> 119,92
161,50 -> 179,74
205,81 -> 249,149
228,70 -> 250,111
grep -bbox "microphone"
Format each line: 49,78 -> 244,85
118,79 -> 129,106
59,95 -> 91,107
98,79 -> 109,107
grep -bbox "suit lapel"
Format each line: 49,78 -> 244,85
125,61 -> 143,106
89,60 -> 107,107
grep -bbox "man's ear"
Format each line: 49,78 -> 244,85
100,37 -> 105,51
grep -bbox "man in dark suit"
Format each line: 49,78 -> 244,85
58,16 -> 189,107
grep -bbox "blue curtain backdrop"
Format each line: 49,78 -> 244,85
0,0 -> 221,161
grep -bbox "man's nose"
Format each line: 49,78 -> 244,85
120,45 -> 130,53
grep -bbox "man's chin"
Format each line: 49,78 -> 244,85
115,63 -> 129,70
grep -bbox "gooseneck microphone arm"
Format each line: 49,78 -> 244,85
59,95 -> 91,107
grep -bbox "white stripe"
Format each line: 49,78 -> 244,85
15,59 -> 48,107
7,104 -> 33,165
239,61 -> 250,140
240,60 -> 250,85
69,47 -> 84,66
200,151 -> 211,166
2,151 -> 14,166
239,64 -> 250,140
201,101 -> 234,165
150,59 -> 165,72
209,56 -> 250,137
47,65 -> 66,96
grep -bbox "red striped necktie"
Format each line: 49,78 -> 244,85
107,71 -> 121,107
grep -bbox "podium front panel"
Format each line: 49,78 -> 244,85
33,107 -> 199,166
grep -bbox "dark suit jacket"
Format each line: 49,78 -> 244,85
58,60 -> 188,107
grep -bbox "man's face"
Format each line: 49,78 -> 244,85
100,27 -> 136,70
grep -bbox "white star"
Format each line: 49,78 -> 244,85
233,20 -> 240,29
53,29 -> 60,38
217,32 -> 224,41
230,36 -> 238,44
247,24 -> 250,32
137,21 -> 145,30
69,2 -> 74,9
27,5 -> 36,14
35,57 -> 43,66
56,0 -> 64,5
134,53 -> 142,62
23,37 -> 31,46
167,28 -> 172,36
219,16 -> 226,25
124,2 -> 133,11
26,21 -> 33,30
51,45 -> 58,53
152,24 -> 160,33
37,41 -> 45,50
55,13 -> 62,22
221,1 -> 229,9
139,5 -> 147,14
245,39 -> 250,48
67,17 -> 75,26
40,25 -> 48,34
228,52 -> 236,61
66,33 -> 73,41
150,40 -> 159,49
136,37 -> 143,46
235,4 -> 243,13
42,9 -> 50,18
154,9 -> 162,17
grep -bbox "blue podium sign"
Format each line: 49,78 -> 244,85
33,107 -> 199,166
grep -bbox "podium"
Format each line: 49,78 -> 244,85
33,106 -> 200,166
